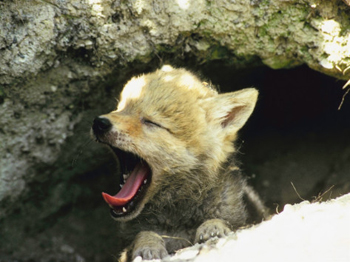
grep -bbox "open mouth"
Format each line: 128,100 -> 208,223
102,147 -> 152,218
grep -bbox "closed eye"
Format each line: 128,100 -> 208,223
141,118 -> 163,128
141,117 -> 173,134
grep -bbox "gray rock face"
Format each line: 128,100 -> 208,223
2,0 -> 350,86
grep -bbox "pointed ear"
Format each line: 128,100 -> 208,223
202,88 -> 258,133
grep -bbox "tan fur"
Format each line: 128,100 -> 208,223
92,65 -> 266,261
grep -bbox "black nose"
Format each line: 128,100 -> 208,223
92,116 -> 112,134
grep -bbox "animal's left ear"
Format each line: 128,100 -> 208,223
201,88 -> 258,133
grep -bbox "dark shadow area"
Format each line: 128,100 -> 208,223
199,63 -> 350,208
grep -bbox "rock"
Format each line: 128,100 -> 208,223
166,193 -> 350,262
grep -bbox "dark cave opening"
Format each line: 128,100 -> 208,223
201,63 -> 350,133
200,63 -> 350,208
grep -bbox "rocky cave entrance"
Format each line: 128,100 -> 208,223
1,63 -> 349,262
201,62 -> 350,208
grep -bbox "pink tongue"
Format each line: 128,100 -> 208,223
102,162 -> 149,207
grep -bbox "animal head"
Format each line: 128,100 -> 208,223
92,65 -> 258,221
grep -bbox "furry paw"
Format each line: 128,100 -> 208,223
131,231 -> 168,261
195,219 -> 231,243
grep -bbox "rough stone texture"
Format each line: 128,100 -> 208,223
1,0 -> 350,261
2,0 -> 350,85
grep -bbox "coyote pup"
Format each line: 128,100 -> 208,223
92,65 -> 266,261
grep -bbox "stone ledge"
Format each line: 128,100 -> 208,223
153,193 -> 350,262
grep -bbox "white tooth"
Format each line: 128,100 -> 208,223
122,207 -> 127,213
120,184 -> 123,188
123,174 -> 129,181
143,179 -> 147,184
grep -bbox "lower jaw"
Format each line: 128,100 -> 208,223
109,189 -> 149,221
110,204 -> 144,221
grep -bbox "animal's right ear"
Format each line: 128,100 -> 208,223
201,88 -> 258,134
